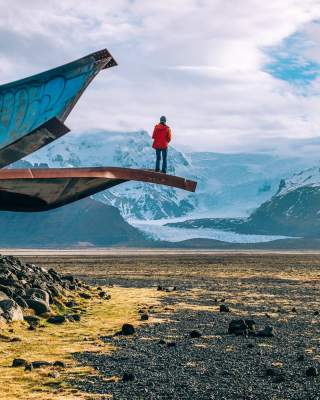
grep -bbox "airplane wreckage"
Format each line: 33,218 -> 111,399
0,49 -> 197,212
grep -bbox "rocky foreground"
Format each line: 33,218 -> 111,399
2,252 -> 320,399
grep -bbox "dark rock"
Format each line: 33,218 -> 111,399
12,358 -> 28,367
47,315 -> 66,324
98,291 -> 111,300
122,372 -> 134,382
220,304 -> 230,313
159,339 -> 166,345
79,292 -> 91,299
24,315 -> 41,329
228,319 -> 255,336
0,285 -> 14,298
62,275 -> 75,283
15,296 -> 28,309
314,311 -> 319,316
291,307 -> 297,313
140,313 -> 149,321
306,367 -> 318,377
31,361 -> 52,369
121,323 -> 135,335
66,314 -> 81,322
26,298 -> 51,315
65,301 -> 77,308
247,343 -> 255,349
53,361 -> 66,368
257,325 -> 274,338
297,355 -> 305,362
157,285 -> 176,292
190,330 -> 202,338
167,341 -> 177,347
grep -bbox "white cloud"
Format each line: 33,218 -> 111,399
1,0 -> 320,152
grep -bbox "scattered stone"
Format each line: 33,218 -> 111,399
257,325 -> 274,338
31,361 -> 52,369
26,299 -> 51,315
291,307 -> 297,313
98,291 -> 111,300
53,360 -> 66,368
159,339 -> 166,345
24,363 -> 33,371
122,372 -> 134,382
67,314 -> 81,322
24,315 -> 41,329
297,355 -> 305,362
121,323 -> 135,335
65,301 -> 77,308
140,313 -> 149,321
157,285 -> 177,292
247,343 -> 255,349
228,319 -> 255,336
47,315 -> 66,324
306,367 -> 318,377
190,330 -> 202,338
12,358 -> 28,367
220,304 -> 230,313
79,292 -> 91,299
167,341 -> 177,347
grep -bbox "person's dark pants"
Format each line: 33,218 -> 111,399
155,148 -> 168,173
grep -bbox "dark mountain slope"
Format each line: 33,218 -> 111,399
0,198 -> 146,247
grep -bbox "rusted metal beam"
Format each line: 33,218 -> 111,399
0,167 -> 197,212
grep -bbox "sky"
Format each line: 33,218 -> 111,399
1,0 -> 320,153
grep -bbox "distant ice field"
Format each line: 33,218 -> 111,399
130,219 -> 289,243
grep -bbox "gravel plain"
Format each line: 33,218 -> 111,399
26,253 -> 320,400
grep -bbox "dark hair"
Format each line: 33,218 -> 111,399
160,115 -> 166,123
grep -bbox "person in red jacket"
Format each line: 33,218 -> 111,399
152,115 -> 172,173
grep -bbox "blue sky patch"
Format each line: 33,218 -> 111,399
264,32 -> 320,85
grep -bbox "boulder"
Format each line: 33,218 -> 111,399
12,358 -> 28,367
47,315 -> 66,324
24,315 -> 41,329
257,325 -> 274,338
0,299 -> 24,321
26,288 -> 50,304
220,304 -> 230,313
140,313 -> 149,321
0,290 -> 9,301
190,330 -> 202,338
121,323 -> 135,335
228,319 -> 255,336
15,296 -> 28,309
26,299 -> 51,315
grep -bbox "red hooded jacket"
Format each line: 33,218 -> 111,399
152,123 -> 172,149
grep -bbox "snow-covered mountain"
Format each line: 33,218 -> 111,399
24,130 -> 197,220
168,164 -> 320,238
22,129 -> 319,221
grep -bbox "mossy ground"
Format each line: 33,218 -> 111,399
0,286 -> 162,400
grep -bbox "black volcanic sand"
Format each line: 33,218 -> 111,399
25,253 -> 320,399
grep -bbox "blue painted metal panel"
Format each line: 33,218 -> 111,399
0,49 -> 116,152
